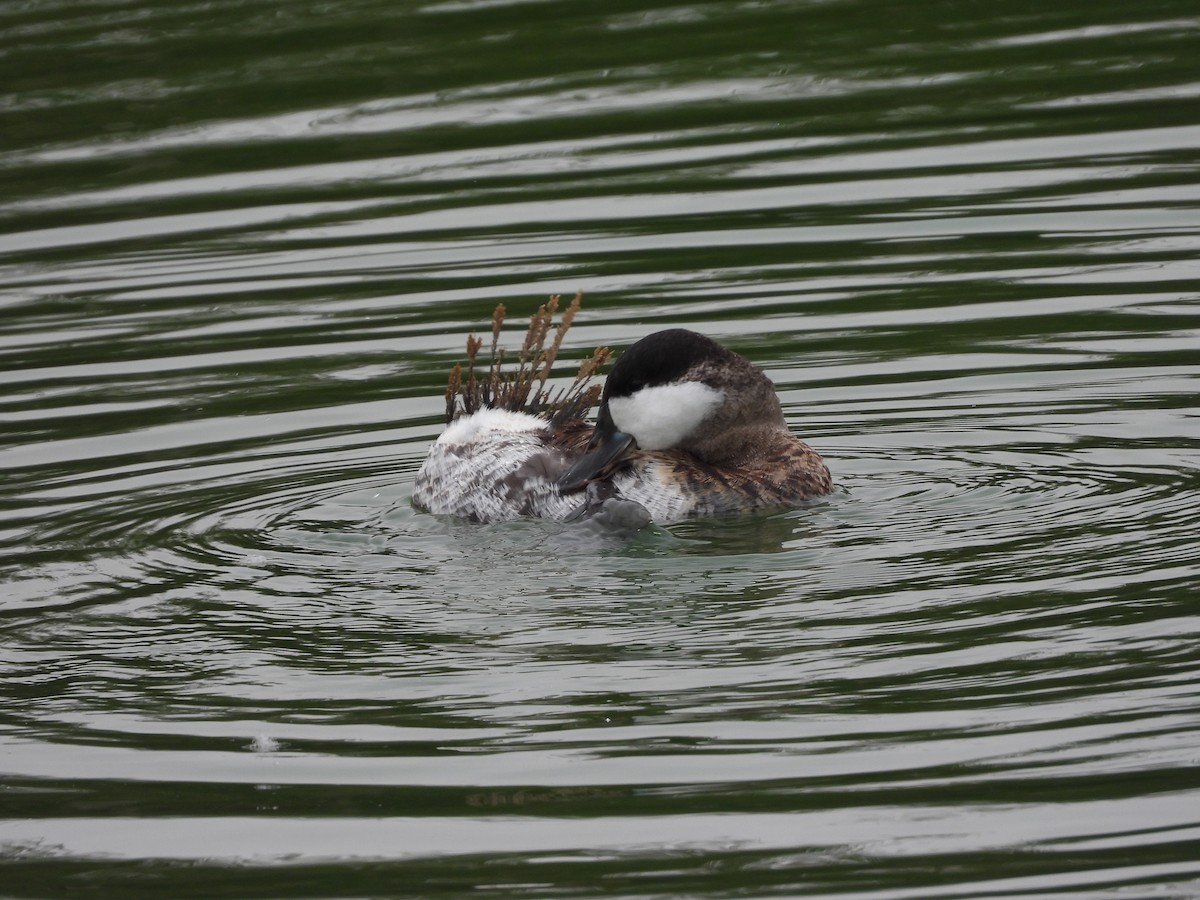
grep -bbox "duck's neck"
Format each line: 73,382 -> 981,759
688,424 -> 796,468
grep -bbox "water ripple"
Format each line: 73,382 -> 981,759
3,0 -> 1200,895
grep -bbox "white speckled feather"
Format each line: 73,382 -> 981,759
413,409 -> 582,522
609,462 -> 695,522
414,409 -> 697,524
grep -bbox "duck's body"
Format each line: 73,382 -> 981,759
413,328 -> 832,525
413,409 -> 593,522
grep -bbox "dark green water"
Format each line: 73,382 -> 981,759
3,0 -> 1200,897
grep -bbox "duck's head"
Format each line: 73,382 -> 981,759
557,328 -> 786,492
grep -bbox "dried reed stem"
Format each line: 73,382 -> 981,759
442,293 -> 607,425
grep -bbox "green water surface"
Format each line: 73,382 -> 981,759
2,0 -> 1200,897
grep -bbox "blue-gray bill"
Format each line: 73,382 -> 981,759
557,407 -> 636,493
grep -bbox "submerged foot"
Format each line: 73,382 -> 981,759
566,480 -> 652,535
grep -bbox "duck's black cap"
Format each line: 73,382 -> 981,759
602,328 -> 727,399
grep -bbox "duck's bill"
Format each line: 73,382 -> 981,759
557,426 -> 636,493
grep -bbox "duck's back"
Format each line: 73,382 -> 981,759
413,409 -> 590,523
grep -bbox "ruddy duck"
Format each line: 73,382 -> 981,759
414,307 -> 832,526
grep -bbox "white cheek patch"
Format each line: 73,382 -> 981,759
608,381 -> 723,450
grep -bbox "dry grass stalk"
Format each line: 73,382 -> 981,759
486,303 -> 506,408
462,334 -> 483,416
443,292 -> 608,425
444,363 -> 462,423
